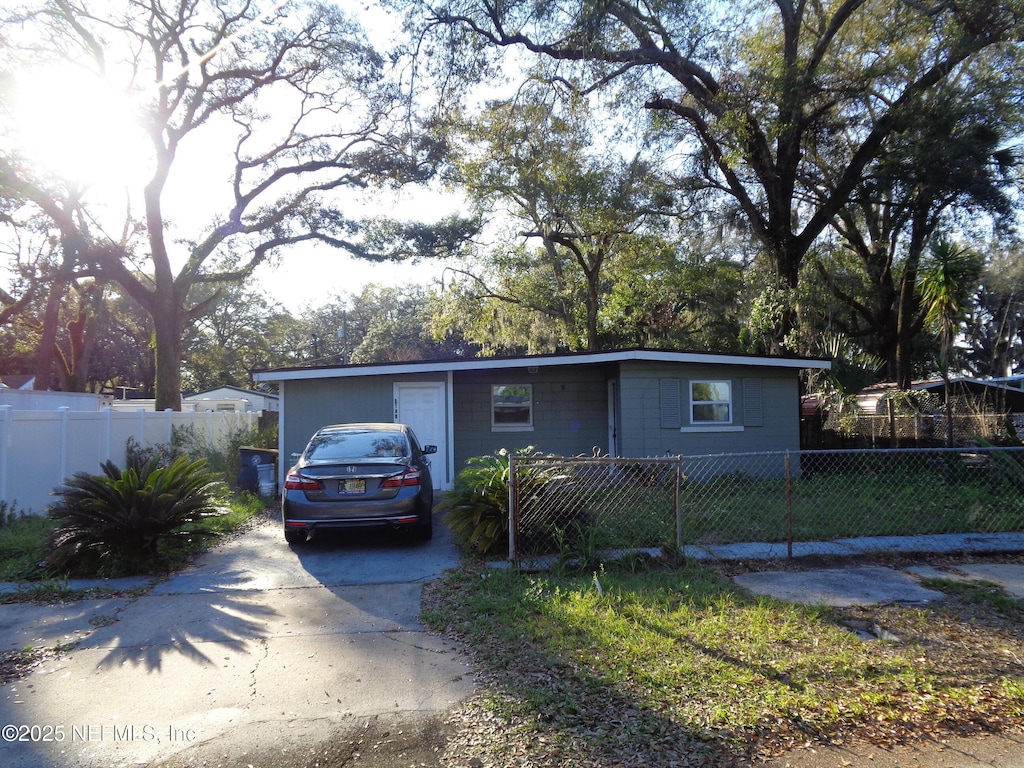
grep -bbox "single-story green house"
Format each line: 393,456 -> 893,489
252,349 -> 831,490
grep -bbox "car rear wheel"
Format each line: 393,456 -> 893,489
284,528 -> 308,545
412,510 -> 433,541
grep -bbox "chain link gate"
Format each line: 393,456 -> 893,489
509,455 -> 684,566
508,447 -> 1024,567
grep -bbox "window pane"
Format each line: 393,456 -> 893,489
493,385 -> 532,426
693,403 -> 730,422
691,380 -> 731,423
693,381 -> 729,402
306,431 -> 408,460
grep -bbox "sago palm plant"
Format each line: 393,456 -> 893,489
439,449 -> 515,556
439,447 -> 568,557
46,455 -> 227,576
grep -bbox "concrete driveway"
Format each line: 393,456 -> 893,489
0,516 -> 475,768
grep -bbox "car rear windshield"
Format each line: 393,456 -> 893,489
305,430 -> 409,461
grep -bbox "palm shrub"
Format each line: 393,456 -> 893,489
439,449 -> 514,556
46,455 -> 227,576
440,447 -> 574,557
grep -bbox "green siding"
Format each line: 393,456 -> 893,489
618,362 -> 800,457
452,367 -> 611,470
281,373 -> 446,463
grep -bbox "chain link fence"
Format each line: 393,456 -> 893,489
509,447 -> 1024,566
808,413 -> 1015,448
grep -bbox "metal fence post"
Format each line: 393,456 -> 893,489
508,454 -> 518,566
674,455 -> 683,553
0,405 -> 9,506
785,451 -> 793,559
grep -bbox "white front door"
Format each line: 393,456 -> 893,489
394,382 -> 449,489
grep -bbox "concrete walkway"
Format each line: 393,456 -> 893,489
0,519 -> 475,768
686,530 -> 1024,561
1,528 -> 1022,766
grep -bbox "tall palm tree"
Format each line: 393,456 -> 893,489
919,239 -> 983,445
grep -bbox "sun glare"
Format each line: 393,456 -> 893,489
9,64 -> 154,192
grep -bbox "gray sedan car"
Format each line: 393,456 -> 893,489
282,423 -> 436,544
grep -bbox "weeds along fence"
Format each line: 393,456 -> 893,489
806,412 -> 1017,449
508,447 -> 1024,566
0,405 -> 261,515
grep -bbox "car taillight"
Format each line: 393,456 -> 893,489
380,468 -> 421,489
284,471 -> 323,492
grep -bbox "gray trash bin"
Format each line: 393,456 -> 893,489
237,447 -> 279,495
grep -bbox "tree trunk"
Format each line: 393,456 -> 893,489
33,278 -> 66,391
152,303 -> 184,411
894,219 -> 930,389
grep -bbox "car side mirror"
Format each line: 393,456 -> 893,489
423,445 -> 438,455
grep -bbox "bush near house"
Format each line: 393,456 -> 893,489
439,449 -> 515,556
440,447 -> 590,558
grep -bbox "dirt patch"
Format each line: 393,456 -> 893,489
152,714 -> 452,768
0,644 -> 73,686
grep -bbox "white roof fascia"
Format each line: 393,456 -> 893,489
911,377 -> 1024,394
253,350 -> 830,384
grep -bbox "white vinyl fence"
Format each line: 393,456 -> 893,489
0,405 -> 259,515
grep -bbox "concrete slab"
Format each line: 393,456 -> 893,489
706,540 -> 858,559
957,564 -> 1024,598
153,521 -> 459,594
0,576 -> 152,595
733,565 -> 946,607
0,598 -> 130,651
908,563 -> 1024,599
837,532 -> 1024,555
706,542 -> 795,559
0,519 -> 476,768
689,531 -> 1024,562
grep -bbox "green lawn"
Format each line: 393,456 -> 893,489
0,513 -> 56,581
423,558 -> 1024,764
0,494 -> 270,586
516,467 -> 1024,557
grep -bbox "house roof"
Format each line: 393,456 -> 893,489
858,377 -> 1024,411
184,385 -> 279,400
0,374 -> 36,390
252,348 -> 831,384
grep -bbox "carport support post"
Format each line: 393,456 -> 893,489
785,451 -> 793,559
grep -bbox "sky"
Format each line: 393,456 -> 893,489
244,2 -> 465,313
0,0 -> 466,317
249,184 -> 466,314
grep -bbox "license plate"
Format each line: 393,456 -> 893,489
339,479 -> 365,494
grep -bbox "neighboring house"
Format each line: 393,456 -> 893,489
253,349 -> 830,490
0,386 -> 109,411
990,374 -> 1024,390
105,386 -> 279,413
184,385 -> 280,413
0,374 -> 35,390
858,378 -> 1024,415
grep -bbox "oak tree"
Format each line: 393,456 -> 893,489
1,0 -> 442,408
